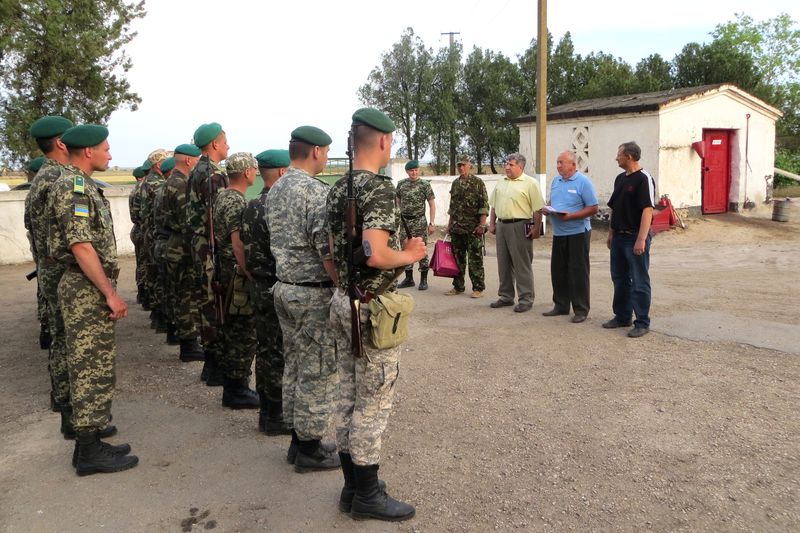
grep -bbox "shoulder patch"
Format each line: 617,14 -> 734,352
73,175 -> 85,194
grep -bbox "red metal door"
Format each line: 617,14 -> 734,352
702,130 -> 731,214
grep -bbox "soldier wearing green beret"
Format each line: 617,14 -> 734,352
187,123 -> 230,385
158,144 -> 204,361
395,159 -> 436,290
241,149 -> 292,434
44,124 -> 138,475
327,107 -> 425,521
267,125 -> 341,471
212,152 -> 260,408
24,116 -> 73,412
129,159 -> 150,305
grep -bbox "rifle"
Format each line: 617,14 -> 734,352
206,156 -> 225,327
346,129 -> 365,357
26,269 -> 37,280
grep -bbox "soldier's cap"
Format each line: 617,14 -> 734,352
29,116 -> 74,139
290,125 -> 332,147
60,124 -> 109,148
27,156 -> 46,173
226,152 -> 258,174
147,148 -> 171,166
193,122 -> 223,148
160,156 -> 176,173
405,159 -> 419,171
352,107 -> 395,133
455,157 -> 472,166
174,143 -> 201,157
142,159 -> 152,171
132,166 -> 146,178
256,149 -> 290,169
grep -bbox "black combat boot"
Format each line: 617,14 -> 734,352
294,439 -> 340,473
61,408 -> 118,440
149,310 -> 158,329
350,464 -> 415,521
259,398 -> 291,436
287,429 -> 300,464
74,430 -> 138,476
179,338 -> 205,362
201,355 -> 223,386
72,439 -> 131,467
165,323 -> 180,345
397,270 -> 415,289
40,323 -> 51,350
221,377 -> 260,409
418,270 -> 429,291
155,311 -> 168,334
338,453 -> 387,513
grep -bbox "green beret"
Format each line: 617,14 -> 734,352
352,107 -> 395,133
193,122 -> 223,148
60,124 -> 109,148
142,159 -> 152,171
132,166 -> 146,178
29,116 -> 74,139
291,125 -> 332,147
256,149 -> 291,169
405,160 -> 419,171
226,152 -> 258,173
174,143 -> 201,157
27,156 -> 46,173
160,156 -> 175,173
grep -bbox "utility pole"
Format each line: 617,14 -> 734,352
536,0 -> 547,176
442,32 -> 460,175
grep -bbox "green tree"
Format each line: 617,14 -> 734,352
672,40 -> 759,91
358,28 -> 434,160
634,54 -> 673,93
427,43 -> 462,174
0,0 -> 146,166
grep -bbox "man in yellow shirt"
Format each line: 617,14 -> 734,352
488,153 -> 544,312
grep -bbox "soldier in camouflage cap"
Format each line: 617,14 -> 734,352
267,126 -> 341,472
395,159 -> 436,290
45,124 -> 138,475
446,158 -> 489,298
327,108 -> 425,521
241,149 -> 292,435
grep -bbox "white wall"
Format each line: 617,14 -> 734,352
0,186 -> 135,265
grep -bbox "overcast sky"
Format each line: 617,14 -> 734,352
106,0 -> 798,166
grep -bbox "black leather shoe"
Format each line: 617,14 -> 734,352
351,464 -> 415,521
294,442 -> 341,473
222,378 -> 259,409
417,271 -> 428,291
72,439 -> 131,467
489,299 -> 514,308
513,303 -> 532,313
627,326 -> 650,338
571,314 -> 587,323
179,338 -> 205,362
542,308 -> 569,316
339,453 -> 387,513
602,318 -> 632,328
75,432 -> 138,476
397,271 -> 415,289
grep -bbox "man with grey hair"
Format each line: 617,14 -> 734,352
603,141 -> 655,338
488,152 -> 545,312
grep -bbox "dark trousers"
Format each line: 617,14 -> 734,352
609,233 -> 651,329
550,230 -> 591,315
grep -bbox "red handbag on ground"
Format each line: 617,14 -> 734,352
431,237 -> 460,278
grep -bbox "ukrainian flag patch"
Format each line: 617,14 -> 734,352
73,176 -> 85,194
74,204 -> 89,217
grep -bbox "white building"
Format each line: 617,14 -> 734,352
515,84 -> 783,214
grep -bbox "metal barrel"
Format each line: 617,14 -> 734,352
772,200 -> 791,222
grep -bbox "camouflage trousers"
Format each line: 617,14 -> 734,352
450,232 -> 485,292
36,280 -> 49,327
399,216 -> 430,272
251,277 -> 284,402
164,259 -> 199,339
146,237 -> 165,315
273,282 -> 339,441
131,225 -> 145,294
329,290 -> 400,466
39,261 -> 69,405
58,269 -> 116,432
218,268 -> 256,380
191,234 -> 220,343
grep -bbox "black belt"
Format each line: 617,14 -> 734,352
613,229 -> 636,235
278,279 -> 334,288
67,263 -> 120,280
498,218 -> 529,223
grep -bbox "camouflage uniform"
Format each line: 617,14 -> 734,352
327,170 -> 404,466
267,167 -> 338,441
138,170 -> 166,313
241,186 -> 284,404
24,177 -> 50,341
47,169 -> 119,432
128,179 -> 145,299
160,169 -> 199,339
395,178 -> 435,272
448,174 -> 489,292
25,159 -> 70,405
151,177 -> 172,325
213,187 -> 255,379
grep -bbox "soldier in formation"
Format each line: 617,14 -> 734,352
395,159 -> 436,290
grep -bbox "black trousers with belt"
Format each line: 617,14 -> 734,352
550,230 -> 591,315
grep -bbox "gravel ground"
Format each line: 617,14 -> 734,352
1,211 -> 798,532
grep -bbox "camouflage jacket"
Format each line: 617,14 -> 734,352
327,170 -> 400,293
46,165 -> 117,271
241,186 -> 276,281
129,179 -> 143,225
25,158 -> 66,261
187,155 -> 228,238
138,171 -> 166,243
448,174 -> 489,234
266,167 -> 331,283
396,177 -> 435,222
213,188 -> 246,271
159,169 -> 192,262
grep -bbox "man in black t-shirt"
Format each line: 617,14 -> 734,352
602,141 -> 655,338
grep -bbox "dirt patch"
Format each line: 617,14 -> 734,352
0,212 -> 798,532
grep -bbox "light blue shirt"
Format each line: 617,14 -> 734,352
548,171 -> 598,236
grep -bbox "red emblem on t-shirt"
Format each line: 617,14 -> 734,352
627,185 -> 635,192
